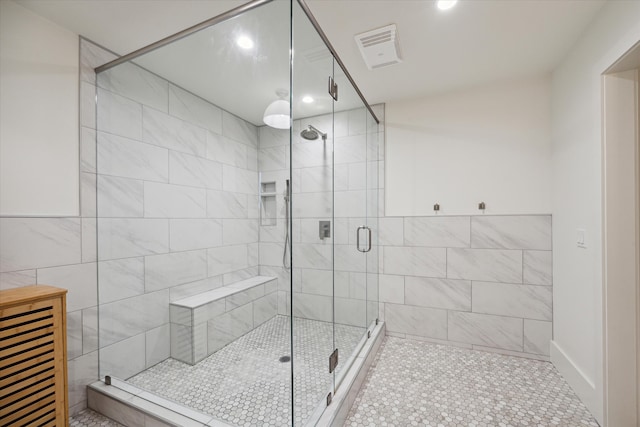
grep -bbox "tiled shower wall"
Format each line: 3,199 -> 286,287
0,39 -> 116,415
94,51 -> 262,381
0,38 -> 385,415
0,39 -> 262,414
379,215 -> 553,359
257,107 -> 383,329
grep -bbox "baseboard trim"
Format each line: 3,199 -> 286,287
550,340 -> 603,424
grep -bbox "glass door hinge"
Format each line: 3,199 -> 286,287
329,348 -> 339,373
328,76 -> 338,101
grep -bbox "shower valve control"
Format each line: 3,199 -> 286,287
319,221 -> 331,240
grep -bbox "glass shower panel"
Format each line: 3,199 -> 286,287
290,2 -> 336,425
94,0 -> 379,425
95,1 -> 293,425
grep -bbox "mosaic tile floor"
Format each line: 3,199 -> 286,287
70,409 -> 123,426
127,315 -> 364,426
344,336 -> 600,427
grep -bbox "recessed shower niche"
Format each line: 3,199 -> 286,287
93,0 -> 382,425
260,180 -> 277,226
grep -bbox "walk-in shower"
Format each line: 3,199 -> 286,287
93,1 -> 381,425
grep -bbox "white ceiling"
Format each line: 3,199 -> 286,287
17,0 -> 605,118
306,0 -> 606,103
121,1 -> 366,125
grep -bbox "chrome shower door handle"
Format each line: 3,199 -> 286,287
365,226 -> 372,252
356,226 -> 366,253
356,225 -> 372,253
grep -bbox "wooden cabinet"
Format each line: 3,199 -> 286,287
0,286 -> 69,427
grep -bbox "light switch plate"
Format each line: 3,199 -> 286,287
577,229 -> 586,248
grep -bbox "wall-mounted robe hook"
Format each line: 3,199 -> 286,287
433,203 -> 440,212
478,202 -> 486,211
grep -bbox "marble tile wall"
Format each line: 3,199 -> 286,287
0,38 -> 261,415
169,277 -> 277,365
0,39 -> 117,416
94,46 -> 261,385
257,105 -> 384,330
379,214 -> 553,360
0,37 -> 552,422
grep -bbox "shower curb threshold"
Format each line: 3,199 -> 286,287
88,378 -> 231,426
314,321 -> 386,427
87,321 -> 386,427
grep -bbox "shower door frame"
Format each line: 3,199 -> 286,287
294,1 -> 380,124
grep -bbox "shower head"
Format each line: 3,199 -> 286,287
300,127 -> 318,141
300,125 -> 327,141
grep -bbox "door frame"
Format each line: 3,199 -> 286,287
602,42 -> 640,426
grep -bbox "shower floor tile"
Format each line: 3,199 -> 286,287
127,315 -> 364,426
344,336 -> 599,427
70,409 -> 123,426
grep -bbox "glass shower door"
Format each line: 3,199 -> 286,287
291,3 -> 380,420
332,66 -> 379,392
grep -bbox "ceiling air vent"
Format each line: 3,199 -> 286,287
354,24 -> 402,70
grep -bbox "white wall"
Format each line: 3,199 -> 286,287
550,1 -> 640,424
0,0 -> 79,216
385,76 -> 552,217
602,68 -> 638,427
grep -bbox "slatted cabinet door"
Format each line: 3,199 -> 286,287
0,286 -> 68,427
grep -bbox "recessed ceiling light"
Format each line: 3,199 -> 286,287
236,36 -> 254,49
302,96 -> 314,104
437,0 -> 458,11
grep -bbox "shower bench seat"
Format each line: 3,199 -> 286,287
169,276 -> 278,365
